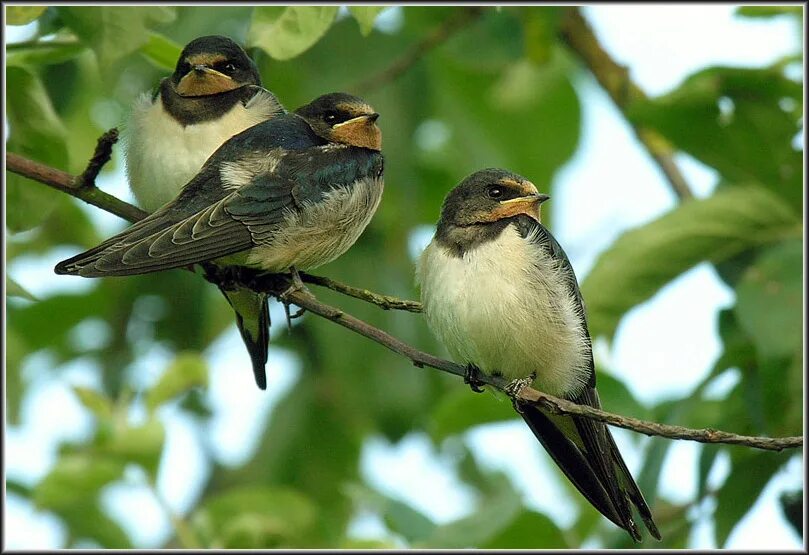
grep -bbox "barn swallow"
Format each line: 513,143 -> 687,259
416,169 -> 660,542
124,35 -> 286,212
57,93 -> 383,390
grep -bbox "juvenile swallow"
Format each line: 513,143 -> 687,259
57,93 -> 383,390
417,169 -> 660,542
124,34 -> 286,212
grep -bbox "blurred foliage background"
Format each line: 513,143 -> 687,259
5,5 -> 803,549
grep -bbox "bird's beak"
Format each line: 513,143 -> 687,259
495,193 -> 550,222
331,113 -> 382,151
176,65 -> 238,97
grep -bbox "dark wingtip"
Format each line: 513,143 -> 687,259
54,260 -> 74,275
253,365 -> 267,390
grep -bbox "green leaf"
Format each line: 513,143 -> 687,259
482,510 -> 568,548
6,65 -> 69,232
581,185 -> 799,338
33,453 -> 125,511
697,444 -> 722,500
59,6 -> 176,71
145,351 -> 209,412
736,6 -> 803,19
193,486 -> 317,548
415,480 -> 523,548
518,7 -> 562,65
349,6 -> 386,36
734,239 -> 803,359
140,31 -> 183,71
7,6 -> 47,25
628,65 -> 803,210
6,42 -> 87,67
714,449 -> 790,546
248,6 -> 339,61
103,418 -> 166,479
345,484 -> 436,544
5,326 -> 26,425
72,386 -> 114,420
6,275 -> 38,301
428,389 -> 516,442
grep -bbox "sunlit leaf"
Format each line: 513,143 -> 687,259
104,418 -> 165,479
6,42 -> 87,67
349,6 -> 386,36
7,6 -> 47,25
248,6 -> 339,61
734,239 -> 802,359
33,453 -> 125,511
145,351 -> 209,412
736,6 -> 803,19
193,486 -> 317,548
59,6 -> 176,71
582,185 -> 799,338
140,31 -> 182,71
72,386 -> 113,420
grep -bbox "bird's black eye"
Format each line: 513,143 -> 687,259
323,110 -> 339,124
486,186 -> 504,199
225,63 -> 237,72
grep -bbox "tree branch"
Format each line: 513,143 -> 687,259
353,7 -> 484,94
558,7 -> 694,201
7,150 -> 801,453
7,148 -> 148,223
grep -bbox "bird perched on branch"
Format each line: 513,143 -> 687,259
416,168 -> 660,542
57,92 -> 384,391
124,35 -> 286,212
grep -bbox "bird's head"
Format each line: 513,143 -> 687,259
295,93 -> 382,151
439,168 -> 550,226
171,35 -> 260,97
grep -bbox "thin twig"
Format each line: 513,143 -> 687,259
353,7 -> 484,94
558,7 -> 694,201
77,128 -> 120,188
300,272 -> 422,312
8,151 -> 801,453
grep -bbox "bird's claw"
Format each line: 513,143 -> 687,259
504,371 -> 537,400
464,364 -> 486,393
279,267 -> 308,330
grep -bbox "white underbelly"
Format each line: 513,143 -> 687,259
417,224 -> 590,397
243,176 -> 384,272
123,93 -> 271,212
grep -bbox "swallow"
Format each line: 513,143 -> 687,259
57,92 -> 383,390
416,168 -> 660,542
124,34 -> 286,212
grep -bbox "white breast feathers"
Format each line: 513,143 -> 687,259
123,91 -> 277,212
417,224 -> 591,398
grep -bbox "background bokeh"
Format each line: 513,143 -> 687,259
5,5 -> 804,549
